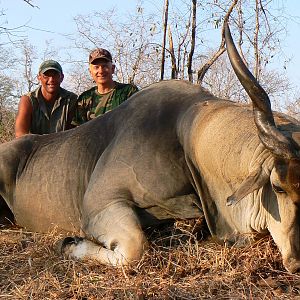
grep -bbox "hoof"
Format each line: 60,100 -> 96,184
0,198 -> 15,227
58,236 -> 84,256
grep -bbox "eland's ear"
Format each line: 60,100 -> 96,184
227,168 -> 270,206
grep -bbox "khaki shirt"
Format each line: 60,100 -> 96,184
28,86 -> 77,134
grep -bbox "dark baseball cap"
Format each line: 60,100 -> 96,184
39,60 -> 63,74
89,48 -> 112,64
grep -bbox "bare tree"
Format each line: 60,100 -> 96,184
232,0 -> 286,82
71,5 -> 161,89
285,97 -> 300,120
253,0 -> 260,79
197,0 -> 238,84
0,72 -> 17,142
65,0 -> 295,112
203,48 -> 292,110
187,0 -> 197,82
21,40 -> 37,92
168,25 -> 177,79
64,63 -> 93,96
160,0 -> 169,80
23,0 -> 39,8
202,50 -> 246,101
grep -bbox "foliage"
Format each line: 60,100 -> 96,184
0,108 -> 15,142
0,72 -> 17,142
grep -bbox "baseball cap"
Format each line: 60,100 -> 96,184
39,60 -> 63,74
89,48 -> 113,64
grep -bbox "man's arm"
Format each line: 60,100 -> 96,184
70,94 -> 88,127
15,95 -> 33,138
66,93 -> 78,129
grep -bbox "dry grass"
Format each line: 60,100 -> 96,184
1,220 -> 300,300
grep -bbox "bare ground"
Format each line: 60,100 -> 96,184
1,220 -> 300,300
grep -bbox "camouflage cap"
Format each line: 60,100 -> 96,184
89,48 -> 112,64
38,60 -> 63,74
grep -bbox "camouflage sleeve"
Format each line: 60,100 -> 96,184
66,93 -> 78,129
121,84 -> 139,103
71,94 -> 89,127
128,84 -> 139,97
69,93 -> 78,111
115,83 -> 139,106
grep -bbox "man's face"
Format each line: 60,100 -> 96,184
38,69 -> 63,94
89,59 -> 115,86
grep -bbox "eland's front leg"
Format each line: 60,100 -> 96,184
61,201 -> 148,266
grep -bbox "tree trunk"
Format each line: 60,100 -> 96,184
254,0 -> 260,80
160,0 -> 169,81
168,25 -> 177,79
187,0 -> 197,82
197,0 -> 238,84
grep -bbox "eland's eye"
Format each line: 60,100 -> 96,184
272,184 -> 286,194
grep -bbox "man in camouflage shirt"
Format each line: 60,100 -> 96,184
72,48 -> 138,125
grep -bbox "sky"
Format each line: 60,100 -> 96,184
0,0 -> 141,62
1,0 -> 138,36
279,0 -> 300,89
1,0 -> 300,97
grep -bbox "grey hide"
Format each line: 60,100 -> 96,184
0,80 -> 300,272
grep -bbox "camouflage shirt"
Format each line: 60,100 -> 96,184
72,81 -> 138,126
28,86 -> 77,135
